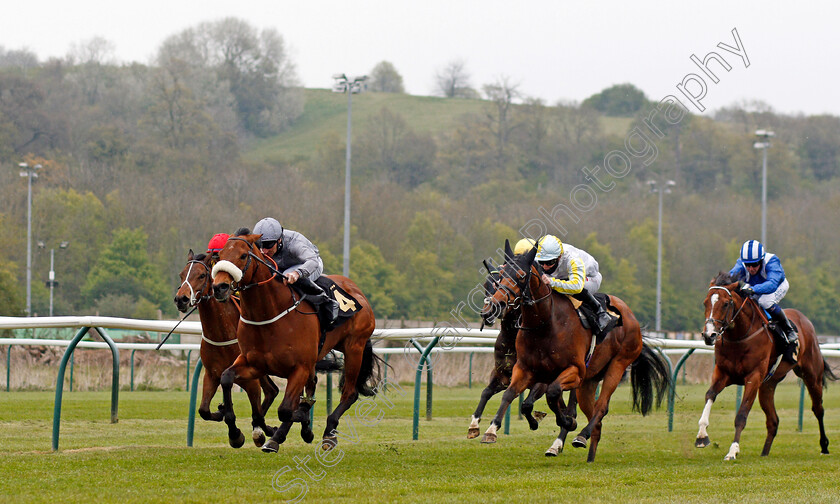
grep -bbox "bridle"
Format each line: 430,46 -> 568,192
705,286 -> 747,333
180,259 -> 213,307
486,263 -> 553,331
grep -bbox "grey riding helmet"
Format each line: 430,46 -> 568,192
253,217 -> 284,249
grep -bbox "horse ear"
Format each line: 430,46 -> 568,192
504,239 -> 514,263
525,245 -> 538,265
482,259 -> 494,275
188,249 -> 194,260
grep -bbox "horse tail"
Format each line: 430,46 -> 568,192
630,342 -> 672,416
822,358 -> 839,388
339,340 -> 386,397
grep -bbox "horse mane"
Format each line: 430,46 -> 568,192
234,227 -> 251,236
713,271 -> 736,286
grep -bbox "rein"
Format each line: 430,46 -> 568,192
705,286 -> 750,335
515,268 -> 554,331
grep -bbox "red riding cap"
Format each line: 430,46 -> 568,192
207,233 -> 230,252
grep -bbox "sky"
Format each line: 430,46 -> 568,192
3,1 -> 839,116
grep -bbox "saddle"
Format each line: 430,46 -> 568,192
312,276 -> 362,332
748,298 -> 798,353
567,293 -> 622,344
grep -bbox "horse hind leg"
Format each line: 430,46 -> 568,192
522,383 -> 548,431
757,383 -> 779,456
240,377 -> 274,447
802,366 -> 830,454
545,389 -> 578,457
469,375 -> 507,438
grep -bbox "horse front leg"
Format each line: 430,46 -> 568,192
198,371 -> 223,422
220,356 -> 261,449
696,367 -> 730,448
469,373 -> 508,439
480,366 -> 532,444
263,367 -> 312,454
259,375 -> 279,416
725,371 -> 762,461
545,386 -> 580,457
521,382 -> 548,431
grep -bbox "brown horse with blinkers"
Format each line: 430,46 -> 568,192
174,250 -> 279,447
697,272 -> 836,460
212,231 -> 381,452
480,240 -> 670,462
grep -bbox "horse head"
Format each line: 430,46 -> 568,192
480,240 -> 539,320
211,231 -> 265,302
174,249 -> 213,312
702,272 -> 745,345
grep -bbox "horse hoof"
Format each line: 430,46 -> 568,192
261,440 -> 279,453
230,431 -> 246,449
480,433 -> 497,444
571,436 -> 587,449
695,436 -> 711,448
301,430 -> 315,444
723,454 -> 737,461
533,411 -> 547,422
467,428 -> 480,439
252,429 -> 266,448
322,436 -> 337,451
545,448 -> 558,457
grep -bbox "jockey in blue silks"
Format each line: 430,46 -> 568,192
729,239 -> 799,363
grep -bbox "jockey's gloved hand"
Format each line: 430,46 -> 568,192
739,281 -> 755,296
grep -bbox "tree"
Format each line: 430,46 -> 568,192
83,228 -> 170,315
482,76 -> 521,167
368,61 -> 404,93
435,59 -> 477,98
582,83 -> 648,116
349,241 -> 405,318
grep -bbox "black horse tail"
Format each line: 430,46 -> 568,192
822,358 -> 839,388
630,342 -> 672,416
339,340 -> 387,397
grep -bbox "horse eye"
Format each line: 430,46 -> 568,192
199,273 -> 206,279
240,253 -> 247,260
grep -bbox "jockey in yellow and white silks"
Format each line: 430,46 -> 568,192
536,235 -> 612,335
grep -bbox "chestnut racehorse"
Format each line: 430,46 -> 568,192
468,263 -> 550,439
174,250 -> 278,447
212,232 -> 381,452
480,241 -> 670,462
697,272 -> 837,460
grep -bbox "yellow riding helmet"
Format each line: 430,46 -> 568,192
536,235 -> 564,262
513,238 -> 537,255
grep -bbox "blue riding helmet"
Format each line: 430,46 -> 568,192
739,240 -> 765,265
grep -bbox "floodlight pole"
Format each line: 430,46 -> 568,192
19,162 -> 40,316
754,130 -> 774,246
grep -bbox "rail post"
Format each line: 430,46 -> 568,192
468,352 -> 474,389
409,336 -> 440,440
5,345 -> 10,391
187,359 -> 204,447
130,349 -> 137,391
186,350 -> 192,391
668,348 -> 695,432
798,379 -> 805,432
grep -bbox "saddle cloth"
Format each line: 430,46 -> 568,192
315,275 -> 363,331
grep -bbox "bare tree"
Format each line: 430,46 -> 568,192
482,76 -> 521,165
369,61 -> 404,93
435,59 -> 477,98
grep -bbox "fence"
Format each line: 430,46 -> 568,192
1,316 -> 839,451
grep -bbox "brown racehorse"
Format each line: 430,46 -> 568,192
480,241 -> 670,462
212,231 -> 381,452
468,265 -> 550,439
697,272 -> 837,460
174,250 -> 279,447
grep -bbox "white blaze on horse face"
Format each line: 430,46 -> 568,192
211,260 -> 243,283
705,293 -> 720,336
697,399 -> 714,439
180,262 -> 197,305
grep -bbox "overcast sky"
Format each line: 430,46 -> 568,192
3,1 -> 838,116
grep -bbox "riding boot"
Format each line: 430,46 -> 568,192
768,304 -> 799,364
573,289 -> 612,336
295,276 -> 339,326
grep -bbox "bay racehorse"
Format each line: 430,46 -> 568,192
468,260 -> 550,439
698,272 -> 837,460
212,231 -> 381,452
480,241 -> 670,462
174,250 -> 278,447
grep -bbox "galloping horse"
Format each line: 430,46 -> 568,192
468,262 -> 549,439
480,241 -> 670,462
698,272 -> 837,460
212,231 -> 381,452
174,250 -> 278,447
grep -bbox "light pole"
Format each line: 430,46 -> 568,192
39,241 -> 69,317
648,179 -> 675,332
332,73 -> 367,277
19,162 -> 41,316
754,130 -> 775,246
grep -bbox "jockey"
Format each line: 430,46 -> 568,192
729,239 -> 798,363
513,238 -> 537,256
252,217 -> 339,327
536,234 -> 611,335
207,233 -> 229,258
